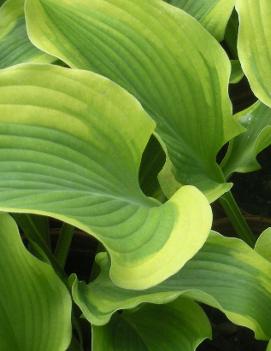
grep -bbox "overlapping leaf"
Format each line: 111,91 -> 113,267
25,0 -> 243,201
236,0 -> 271,107
230,60 -> 244,84
0,0 -> 54,68
167,0 -> 235,41
222,102 -> 271,178
73,232 -> 271,340
0,213 -> 72,350
255,228 -> 271,262
92,297 -> 211,351
0,63 -> 212,290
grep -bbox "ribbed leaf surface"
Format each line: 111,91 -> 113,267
25,0 -> 243,200
0,0 -> 53,68
0,63 -> 212,290
168,0 -> 235,40
73,232 -> 271,340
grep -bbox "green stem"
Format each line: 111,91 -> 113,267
55,223 -> 75,268
219,190 -> 256,247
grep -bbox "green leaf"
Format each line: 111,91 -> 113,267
0,213 -> 72,350
167,0 -> 235,41
230,60 -> 244,84
222,101 -> 271,178
92,297 -> 211,351
236,0 -> 271,107
255,228 -> 271,262
25,0 -> 243,200
224,9 -> 239,59
73,232 -> 271,340
0,63 -> 212,290
267,341 -> 271,351
0,0 -> 54,69
139,135 -> 166,199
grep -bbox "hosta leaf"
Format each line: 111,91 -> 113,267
230,60 -> 244,85
92,297 -> 211,351
224,9 -> 239,59
0,0 -> 54,68
167,0 -> 235,41
0,63 -> 212,290
25,0 -> 243,200
255,228 -> 271,262
0,213 -> 72,350
222,102 -> 271,178
73,232 -> 271,340
139,135 -> 166,199
236,0 -> 271,107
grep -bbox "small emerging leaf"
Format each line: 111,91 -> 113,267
92,298 -> 211,351
222,101 -> 271,178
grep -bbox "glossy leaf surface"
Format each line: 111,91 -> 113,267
168,0 -> 235,40
92,298 -> 211,351
0,213 -> 72,350
0,63 -> 212,290
222,102 -> 271,178
25,0 -> 243,200
0,0 -> 53,68
73,232 -> 271,340
236,0 -> 271,107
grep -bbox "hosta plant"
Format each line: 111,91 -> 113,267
0,0 -> 271,350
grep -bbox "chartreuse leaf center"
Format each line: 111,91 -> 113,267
0,63 -> 212,290
25,0 -> 243,202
